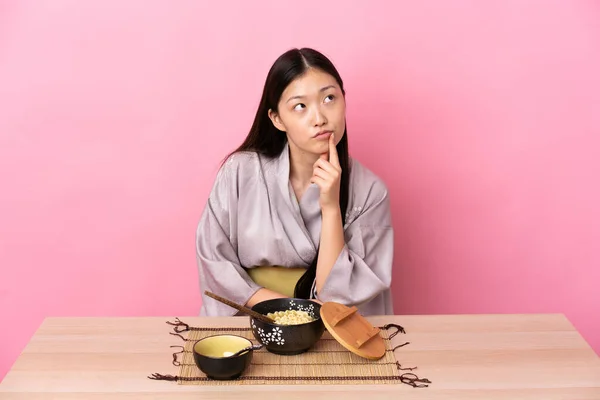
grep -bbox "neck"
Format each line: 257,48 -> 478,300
288,142 -> 319,192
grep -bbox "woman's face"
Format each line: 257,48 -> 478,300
269,68 -> 346,158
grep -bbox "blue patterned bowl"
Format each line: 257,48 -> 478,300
249,298 -> 325,355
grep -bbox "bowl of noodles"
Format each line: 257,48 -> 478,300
249,298 -> 325,355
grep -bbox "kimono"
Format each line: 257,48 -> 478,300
196,142 -> 394,316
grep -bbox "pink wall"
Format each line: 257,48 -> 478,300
1,0 -> 599,381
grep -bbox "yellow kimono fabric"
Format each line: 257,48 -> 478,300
246,266 -> 306,298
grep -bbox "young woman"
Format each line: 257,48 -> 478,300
196,48 -> 394,316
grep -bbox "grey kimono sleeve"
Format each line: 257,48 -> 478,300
314,183 -> 394,306
196,161 -> 262,316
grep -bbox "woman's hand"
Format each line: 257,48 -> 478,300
311,133 -> 342,214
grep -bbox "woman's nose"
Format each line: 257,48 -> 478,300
313,107 -> 327,126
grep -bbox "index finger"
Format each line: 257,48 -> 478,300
329,133 -> 340,167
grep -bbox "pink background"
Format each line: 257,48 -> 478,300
1,0 -> 599,381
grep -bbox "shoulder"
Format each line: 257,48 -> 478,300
346,158 -> 391,224
214,150 -> 265,183
348,158 -> 389,202
220,150 -> 261,174
207,151 -> 264,200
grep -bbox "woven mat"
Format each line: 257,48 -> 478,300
149,318 -> 431,387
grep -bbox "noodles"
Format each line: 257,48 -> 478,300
266,310 -> 315,325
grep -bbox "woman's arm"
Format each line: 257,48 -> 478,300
197,156 -> 287,315
245,288 -> 288,307
314,192 -> 394,306
315,206 -> 345,293
310,135 -> 393,306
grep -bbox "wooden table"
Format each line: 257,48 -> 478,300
1,314 -> 600,399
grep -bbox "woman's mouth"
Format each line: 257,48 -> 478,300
314,130 -> 333,140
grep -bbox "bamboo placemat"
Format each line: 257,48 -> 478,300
149,318 -> 431,387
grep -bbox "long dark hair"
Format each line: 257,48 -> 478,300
228,48 -> 350,299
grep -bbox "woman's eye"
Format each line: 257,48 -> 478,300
293,103 -> 306,111
324,95 -> 335,103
